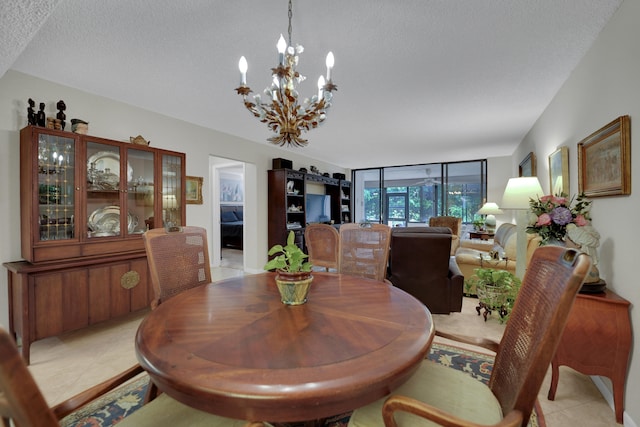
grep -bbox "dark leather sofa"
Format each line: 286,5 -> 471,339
387,226 -> 464,314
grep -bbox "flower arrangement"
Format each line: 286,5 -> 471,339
526,193 -> 592,245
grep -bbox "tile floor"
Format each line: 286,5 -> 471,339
221,247 -> 244,270
26,269 -> 621,426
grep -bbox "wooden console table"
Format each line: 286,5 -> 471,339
468,231 -> 494,240
547,289 -> 631,423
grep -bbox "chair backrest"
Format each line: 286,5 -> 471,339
338,223 -> 391,282
304,223 -> 340,271
0,328 -> 60,427
388,227 -> 457,313
489,246 -> 591,425
143,226 -> 212,308
428,216 -> 462,237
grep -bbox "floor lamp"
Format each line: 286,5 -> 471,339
501,177 -> 543,279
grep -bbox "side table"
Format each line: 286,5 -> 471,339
468,231 -> 494,240
547,289 -> 631,423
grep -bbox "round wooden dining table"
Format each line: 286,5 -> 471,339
135,272 -> 434,423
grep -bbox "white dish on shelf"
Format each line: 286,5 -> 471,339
87,151 -> 133,182
88,205 -> 138,234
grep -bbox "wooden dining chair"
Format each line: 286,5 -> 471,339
143,226 -> 212,309
0,327 -> 265,427
304,223 -> 340,271
338,223 -> 391,282
347,246 -> 592,427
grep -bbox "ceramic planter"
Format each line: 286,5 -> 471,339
275,271 -> 313,305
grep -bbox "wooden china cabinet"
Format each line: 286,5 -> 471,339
3,126 -> 186,363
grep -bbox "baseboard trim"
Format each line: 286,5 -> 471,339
591,375 -> 637,427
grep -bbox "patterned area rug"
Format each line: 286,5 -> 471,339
60,342 -> 544,427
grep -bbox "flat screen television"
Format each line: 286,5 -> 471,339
306,194 -> 331,224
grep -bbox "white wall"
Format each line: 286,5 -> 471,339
516,0 -> 638,424
487,156 -> 513,227
0,70 -> 349,329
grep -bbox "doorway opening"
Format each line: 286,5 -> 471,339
210,157 -> 245,271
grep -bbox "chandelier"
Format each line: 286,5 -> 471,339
235,0 -> 337,147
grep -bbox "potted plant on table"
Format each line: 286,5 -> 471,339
466,268 -> 521,323
264,231 -> 313,305
472,217 -> 485,231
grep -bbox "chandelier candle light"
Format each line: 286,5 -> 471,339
235,0 -> 337,147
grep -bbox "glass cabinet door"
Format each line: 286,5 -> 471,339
125,147 -> 154,235
162,153 -> 182,228
85,141 -> 124,238
37,133 -> 76,242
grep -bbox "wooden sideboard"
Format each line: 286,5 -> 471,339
547,289 -> 631,423
4,255 -> 152,364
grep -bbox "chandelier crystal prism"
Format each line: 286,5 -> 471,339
235,0 -> 337,147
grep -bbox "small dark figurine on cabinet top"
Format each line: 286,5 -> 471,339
36,102 -> 46,127
56,100 -> 66,130
27,98 -> 36,126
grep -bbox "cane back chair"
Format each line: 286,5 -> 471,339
304,223 -> 340,271
143,226 -> 212,309
348,246 -> 592,427
0,327 -> 265,427
338,223 -> 391,282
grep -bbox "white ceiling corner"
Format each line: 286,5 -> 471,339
3,0 -> 624,169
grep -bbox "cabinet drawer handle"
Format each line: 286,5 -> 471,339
121,270 -> 140,289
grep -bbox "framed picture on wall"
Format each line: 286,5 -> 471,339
220,174 -> 244,203
519,152 -> 536,177
578,115 -> 631,197
185,176 -> 203,204
549,147 -> 569,195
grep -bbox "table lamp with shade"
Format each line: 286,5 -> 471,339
501,177 -> 544,279
476,202 -> 503,234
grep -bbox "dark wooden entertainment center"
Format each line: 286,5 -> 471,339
267,168 -> 351,250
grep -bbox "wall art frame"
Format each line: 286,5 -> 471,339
185,176 -> 203,204
549,146 -> 569,196
578,115 -> 631,197
220,173 -> 244,203
519,152 -> 536,177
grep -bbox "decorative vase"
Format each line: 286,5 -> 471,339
275,271 -> 313,305
544,238 -> 566,247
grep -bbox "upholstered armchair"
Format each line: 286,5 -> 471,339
455,223 -> 541,294
428,216 -> 462,255
388,227 -> 464,314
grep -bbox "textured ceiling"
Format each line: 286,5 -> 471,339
3,0 -> 623,169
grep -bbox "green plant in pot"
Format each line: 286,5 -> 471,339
472,217 -> 485,231
466,268 -> 521,323
264,231 -> 313,305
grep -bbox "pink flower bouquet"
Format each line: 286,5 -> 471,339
527,193 -> 592,245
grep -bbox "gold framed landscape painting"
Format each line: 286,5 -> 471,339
549,147 -> 569,196
519,152 -> 536,177
577,115 -> 631,197
185,176 -> 203,204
